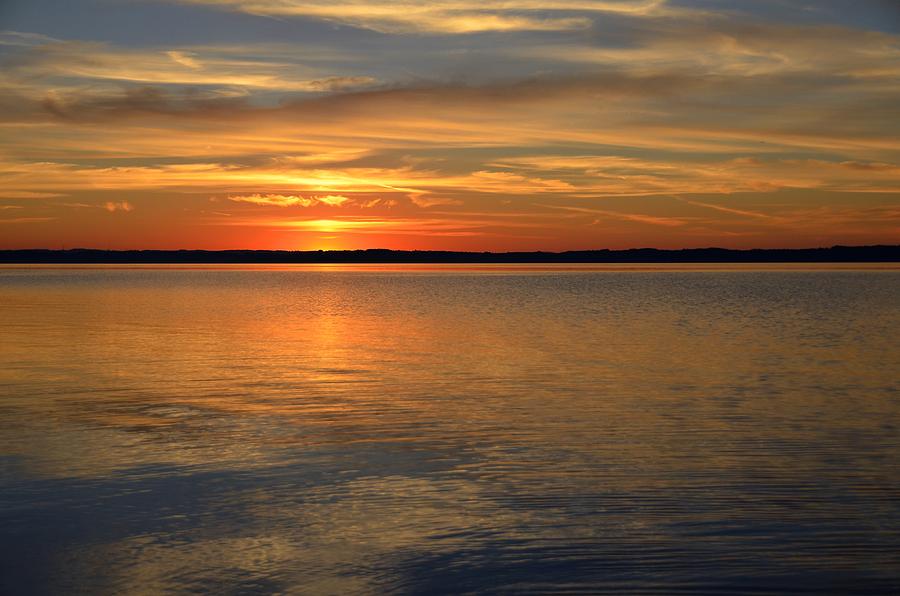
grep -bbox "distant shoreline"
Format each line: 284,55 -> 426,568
1,246 -> 898,264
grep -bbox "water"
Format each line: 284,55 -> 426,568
1,264 -> 898,594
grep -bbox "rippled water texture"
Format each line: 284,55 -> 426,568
1,265 -> 899,594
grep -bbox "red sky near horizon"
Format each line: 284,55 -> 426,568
0,0 -> 898,251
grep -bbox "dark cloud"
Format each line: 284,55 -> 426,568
38,86 -> 251,121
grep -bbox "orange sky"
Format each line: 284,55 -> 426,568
0,0 -> 898,250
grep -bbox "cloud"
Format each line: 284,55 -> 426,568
7,65 -> 893,166
0,216 -> 56,224
408,195 -> 463,207
831,161 -> 898,172
544,204 -> 689,227
166,51 -> 201,70
0,30 -> 60,46
680,199 -> 777,221
315,194 -> 351,206
508,20 -> 900,79
227,193 -> 351,207
492,155 -> 900,196
359,198 -> 398,208
1,152 -> 897,212
228,194 -> 317,207
0,190 -> 66,199
104,201 -> 133,212
236,216 -> 488,237
2,23 -> 895,167
1,40 -> 378,93
175,0 -> 676,34
19,71 -> 695,124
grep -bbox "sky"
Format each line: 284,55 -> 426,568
0,0 -> 898,251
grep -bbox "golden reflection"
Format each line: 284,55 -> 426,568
2,266 -> 898,480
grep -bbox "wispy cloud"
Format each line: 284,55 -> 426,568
0,190 -> 66,199
681,199 -> 774,220
543,204 -> 690,227
217,215 -> 488,237
227,193 -> 353,207
1,39 -> 377,93
104,201 -> 133,212
507,21 -> 900,78
0,30 -> 61,46
0,216 -> 56,224
228,194 -> 317,207
176,0 -> 677,34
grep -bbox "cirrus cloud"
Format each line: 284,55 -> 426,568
174,0 -> 676,34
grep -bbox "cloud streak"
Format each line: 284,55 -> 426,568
176,0 -> 676,33
227,193 -> 354,207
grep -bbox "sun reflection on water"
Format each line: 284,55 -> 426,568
1,266 -> 899,593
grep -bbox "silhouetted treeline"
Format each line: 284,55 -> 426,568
1,245 -> 898,263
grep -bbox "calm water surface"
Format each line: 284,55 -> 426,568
1,265 -> 899,594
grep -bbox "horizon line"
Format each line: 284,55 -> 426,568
2,245 -> 899,264
3,244 -> 899,253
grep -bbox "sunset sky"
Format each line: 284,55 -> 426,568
1,0 -> 898,250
